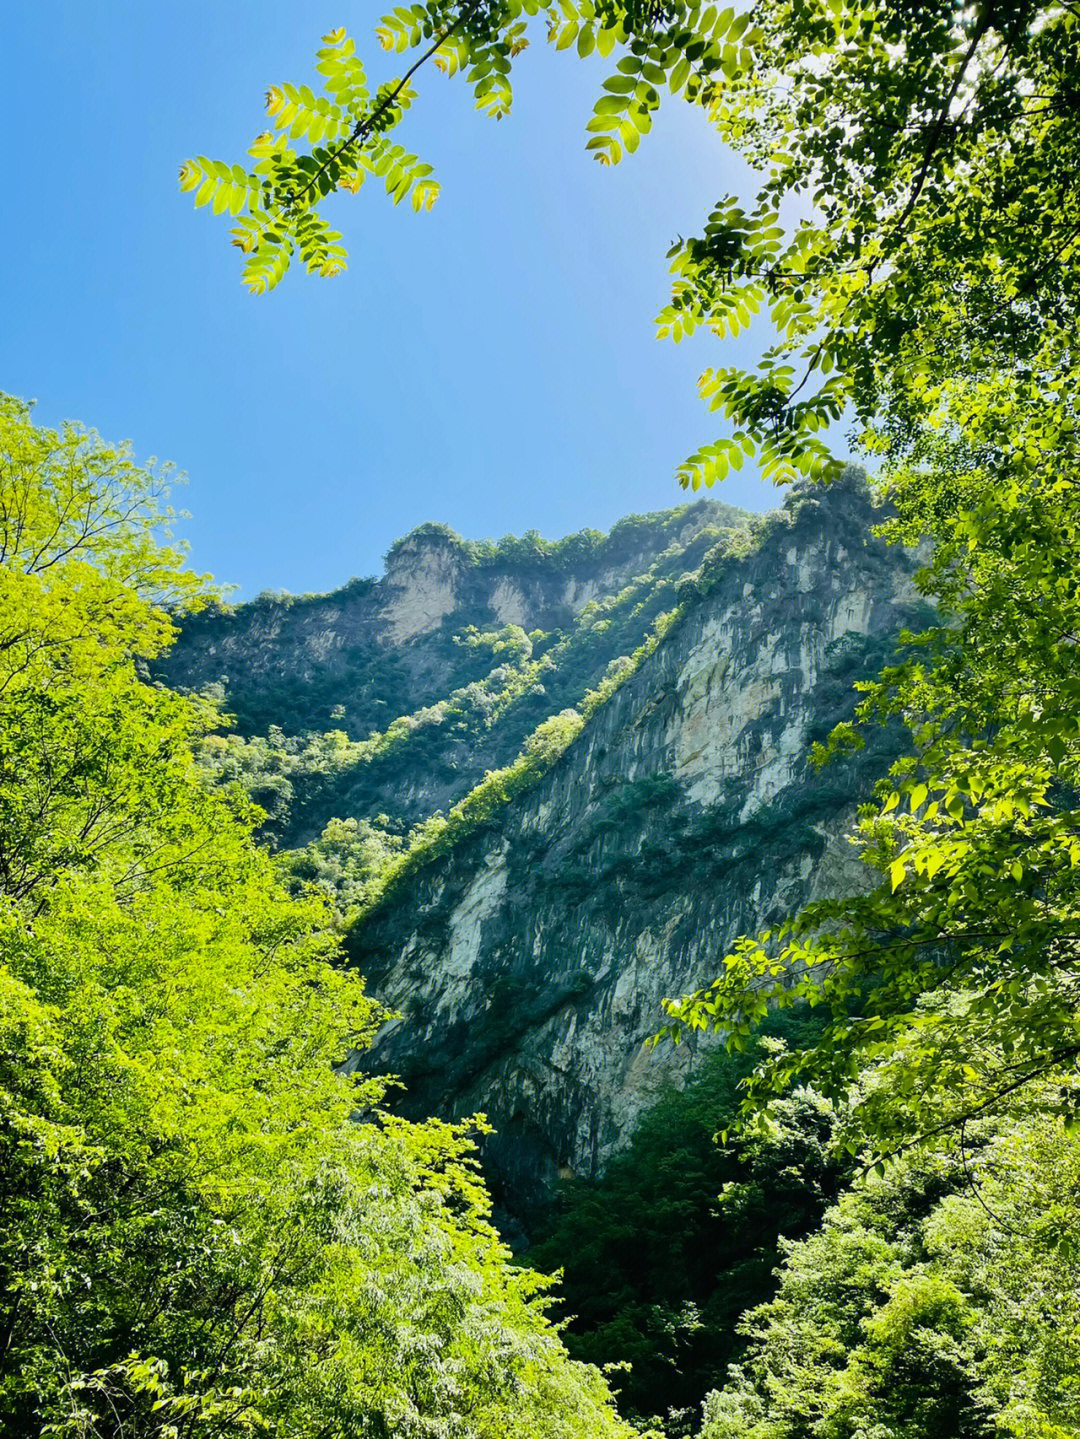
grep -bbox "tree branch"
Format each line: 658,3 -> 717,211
287,0 -> 487,208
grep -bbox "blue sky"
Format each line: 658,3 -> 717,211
5,3 -> 798,598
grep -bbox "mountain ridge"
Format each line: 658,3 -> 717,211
161,474 -> 922,1232
160,497 -> 759,845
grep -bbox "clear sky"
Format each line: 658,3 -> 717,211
4,3 -> 803,598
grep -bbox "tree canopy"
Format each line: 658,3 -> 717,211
700,1102 -> 1080,1439
0,392 -> 635,1437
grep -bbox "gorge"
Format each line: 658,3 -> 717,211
161,471 -> 923,1232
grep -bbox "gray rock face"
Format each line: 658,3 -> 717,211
160,502 -> 750,748
347,481 -> 923,1224
159,501 -> 761,842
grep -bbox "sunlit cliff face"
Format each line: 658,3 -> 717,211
341,482 -> 922,1229
162,479 -> 922,1228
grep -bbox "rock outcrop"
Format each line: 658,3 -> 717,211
343,478 -> 923,1228
164,478 -> 923,1230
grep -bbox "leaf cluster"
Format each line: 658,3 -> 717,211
701,1106 -> 1080,1439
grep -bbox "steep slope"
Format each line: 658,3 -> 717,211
344,476 -> 925,1229
165,478 -> 922,1230
161,499 -> 753,842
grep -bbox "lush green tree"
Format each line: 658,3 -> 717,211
279,812 -> 407,913
0,393 -> 635,1438
699,1105 -> 1080,1439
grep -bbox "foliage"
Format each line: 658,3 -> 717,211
346,600 -> 687,923
179,2 -> 763,327
196,726 -> 360,831
459,622 -> 535,661
0,393 -> 635,1438
700,1106 -> 1080,1439
278,813 -> 407,915
184,2 -> 1080,493
526,1013 -> 844,1423
384,505 -> 751,571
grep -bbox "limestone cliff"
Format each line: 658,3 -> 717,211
165,478 -> 922,1229
343,477 -> 923,1229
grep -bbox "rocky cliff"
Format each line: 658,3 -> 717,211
339,477 -> 922,1231
161,500 -> 757,841
165,477 -> 923,1231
